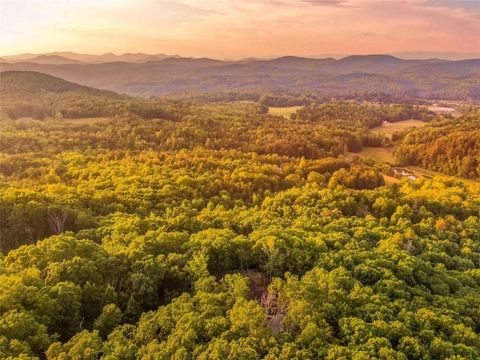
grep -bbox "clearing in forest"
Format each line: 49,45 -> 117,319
350,146 -> 396,164
372,119 -> 425,138
61,117 -> 110,125
268,106 -> 303,118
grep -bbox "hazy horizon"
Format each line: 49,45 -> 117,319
2,50 -> 480,62
1,0 -> 479,58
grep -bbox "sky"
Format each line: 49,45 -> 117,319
1,0 -> 479,58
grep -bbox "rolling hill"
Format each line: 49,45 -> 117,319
0,71 -> 124,119
0,70 -> 120,97
8,55 -> 85,65
1,55 -> 479,99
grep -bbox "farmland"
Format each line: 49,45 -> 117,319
349,146 -> 396,163
268,106 -> 303,118
371,119 -> 426,138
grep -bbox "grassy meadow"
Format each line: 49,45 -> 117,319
268,106 -> 303,118
349,146 -> 396,164
371,119 -> 426,138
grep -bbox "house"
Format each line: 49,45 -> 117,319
393,168 -> 418,180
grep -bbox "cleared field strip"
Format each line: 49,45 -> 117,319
268,106 -> 303,117
349,147 -> 396,164
62,117 -> 110,124
371,119 -> 426,138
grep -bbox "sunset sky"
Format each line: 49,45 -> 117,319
1,0 -> 479,58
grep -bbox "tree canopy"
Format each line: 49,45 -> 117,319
1,79 -> 479,359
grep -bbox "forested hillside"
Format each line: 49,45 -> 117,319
1,72 -> 480,359
0,71 -> 184,120
395,112 -> 480,179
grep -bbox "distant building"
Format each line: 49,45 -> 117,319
393,168 -> 418,180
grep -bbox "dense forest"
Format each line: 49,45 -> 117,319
1,71 -> 480,359
395,112 -> 480,179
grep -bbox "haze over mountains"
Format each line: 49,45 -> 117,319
0,70 -> 120,98
1,52 -> 181,64
1,52 -> 479,99
3,51 -> 480,63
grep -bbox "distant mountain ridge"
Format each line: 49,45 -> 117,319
1,52 -> 181,64
391,51 -> 480,61
23,55 -> 85,65
1,54 -> 479,99
3,51 -> 480,63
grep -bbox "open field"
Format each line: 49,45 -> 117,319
428,105 -> 456,114
348,147 -> 397,186
372,119 -> 426,138
268,106 -> 302,117
349,146 -> 396,164
407,166 -> 443,179
383,174 -> 401,185
62,117 -> 110,125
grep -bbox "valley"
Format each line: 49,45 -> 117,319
2,0 -> 480,356
0,69 -> 479,360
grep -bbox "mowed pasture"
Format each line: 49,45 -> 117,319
383,174 -> 401,185
62,117 -> 110,125
372,119 -> 426,138
349,146 -> 396,164
268,106 -> 303,118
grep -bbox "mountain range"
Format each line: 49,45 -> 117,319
1,52 -> 181,64
3,51 -> 480,63
1,54 -> 479,99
